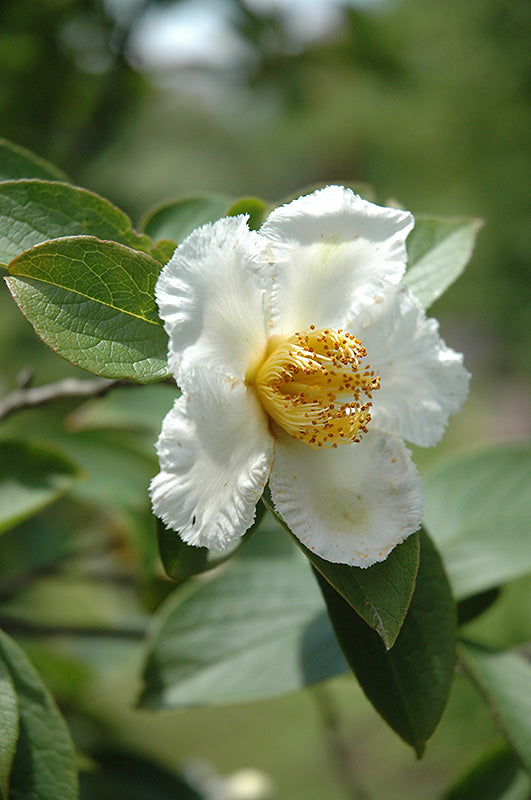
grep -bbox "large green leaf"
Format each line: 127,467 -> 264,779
0,631 -> 78,800
140,195 -> 232,244
0,180 -> 153,266
0,440 -> 81,535
423,444 -> 531,600
404,215 -> 483,308
262,493 -> 419,648
0,138 -> 68,183
0,656 -> 18,800
140,553 -> 347,708
6,236 -> 170,382
459,641 -> 531,773
443,744 -> 531,800
315,531 -> 456,756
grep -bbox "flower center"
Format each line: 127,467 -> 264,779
249,326 -> 380,448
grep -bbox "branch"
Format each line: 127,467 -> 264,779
0,376 -> 135,421
0,616 -> 146,640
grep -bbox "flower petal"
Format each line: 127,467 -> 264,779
259,186 -> 414,334
354,287 -> 470,447
269,431 -> 423,567
150,371 -> 273,550
155,215 -> 270,387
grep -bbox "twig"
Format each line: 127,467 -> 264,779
0,376 -> 135,421
312,685 -> 371,800
0,616 -> 146,640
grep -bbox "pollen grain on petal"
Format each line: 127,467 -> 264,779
250,327 -> 380,448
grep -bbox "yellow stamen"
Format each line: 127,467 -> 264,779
248,327 -> 380,448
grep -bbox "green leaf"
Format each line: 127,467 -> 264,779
0,656 -> 18,800
157,501 -> 265,581
457,587 -> 501,627
404,215 -> 483,308
140,553 -> 347,708
459,641 -> 531,773
225,196 -> 269,230
443,744 -> 531,800
0,440 -> 81,535
0,630 -> 78,800
80,749 -> 203,800
6,236 -> 170,382
0,180 -> 153,266
140,195 -> 232,244
423,444 -> 531,600
262,492 -> 419,648
315,531 -> 456,756
0,138 -> 68,182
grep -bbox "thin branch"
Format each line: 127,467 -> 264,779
0,376 -> 135,421
312,686 -> 371,800
0,616 -> 146,640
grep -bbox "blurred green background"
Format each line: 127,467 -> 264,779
0,0 -> 530,798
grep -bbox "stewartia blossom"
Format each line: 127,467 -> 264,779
150,187 -> 469,567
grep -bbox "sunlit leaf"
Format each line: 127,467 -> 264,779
316,531 -> 456,756
405,216 -> 483,308
225,196 -> 269,230
459,641 -> 531,773
140,195 -> 232,244
0,180 -> 153,266
0,656 -> 18,800
0,440 -> 81,535
0,631 -> 78,800
262,492 -> 419,648
0,138 -> 68,183
6,236 -> 170,382
423,444 -> 531,600
140,552 -> 347,708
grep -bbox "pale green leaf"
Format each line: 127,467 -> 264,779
140,553 -> 347,708
140,195 -> 232,244
459,641 -> 531,773
6,236 -> 170,382
404,216 -> 483,307
423,444 -> 531,599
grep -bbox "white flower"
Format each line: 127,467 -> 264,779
150,187 -> 469,567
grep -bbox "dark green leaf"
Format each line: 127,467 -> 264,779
140,553 -> 346,708
443,743 -> 531,800
0,138 -> 68,182
0,180 -> 153,266
225,197 -> 269,230
80,749 -> 203,800
0,440 -> 81,535
457,587 -> 501,627
262,492 -> 419,648
140,195 -> 232,244
0,656 -> 18,800
459,641 -> 531,773
6,236 -> 170,382
315,531 -> 456,755
0,630 -> 78,800
423,444 -> 531,600
157,501 -> 265,581
404,215 -> 483,308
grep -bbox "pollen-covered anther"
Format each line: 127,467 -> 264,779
251,327 -> 380,448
